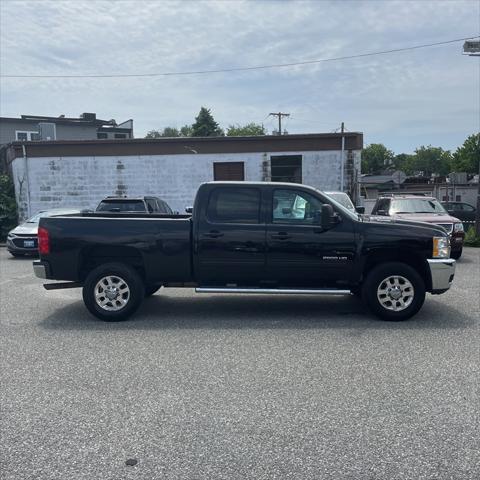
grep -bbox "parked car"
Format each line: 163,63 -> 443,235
6,208 -> 81,257
34,182 -> 455,323
441,201 -> 476,225
96,196 -> 174,214
371,194 -> 465,259
324,191 -> 365,214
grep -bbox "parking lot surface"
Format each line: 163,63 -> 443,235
0,247 -> 479,479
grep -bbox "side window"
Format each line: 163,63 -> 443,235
207,188 -> 260,224
374,199 -> 390,215
453,203 -> 463,211
463,204 -> 475,212
272,189 -> 323,224
145,199 -> 156,213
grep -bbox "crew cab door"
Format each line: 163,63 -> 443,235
195,186 -> 267,284
266,187 -> 356,287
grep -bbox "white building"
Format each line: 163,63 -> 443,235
5,133 -> 363,220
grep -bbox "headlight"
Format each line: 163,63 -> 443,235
7,232 -> 16,239
433,236 -> 450,258
454,223 -> 464,232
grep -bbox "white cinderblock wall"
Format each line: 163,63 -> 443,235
12,150 -> 360,220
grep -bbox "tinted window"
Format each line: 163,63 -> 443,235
272,189 -> 323,224
145,199 -> 156,213
374,199 -> 390,214
96,200 -> 146,212
462,204 -> 475,212
390,198 -> 446,214
207,188 -> 260,224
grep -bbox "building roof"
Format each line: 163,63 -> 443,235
0,113 -> 116,127
5,132 -> 363,159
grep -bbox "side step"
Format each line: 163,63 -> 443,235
43,282 -> 83,290
195,287 -> 351,295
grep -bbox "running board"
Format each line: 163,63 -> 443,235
43,282 -> 83,290
195,287 -> 351,295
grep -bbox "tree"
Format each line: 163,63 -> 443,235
191,107 -> 224,137
451,133 -> 480,173
144,125 -> 193,138
411,145 -> 451,177
392,153 -> 415,174
226,122 -> 267,136
0,175 -> 17,241
361,144 -> 394,174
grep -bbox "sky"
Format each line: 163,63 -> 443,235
0,0 -> 479,153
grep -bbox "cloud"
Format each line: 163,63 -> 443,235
0,0 -> 478,153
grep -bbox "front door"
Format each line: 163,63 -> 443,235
266,188 -> 356,287
196,186 -> 266,285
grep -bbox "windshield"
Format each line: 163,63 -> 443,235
96,200 -> 146,212
325,192 -> 355,211
390,198 -> 447,214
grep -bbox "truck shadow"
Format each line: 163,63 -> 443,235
39,292 -> 476,332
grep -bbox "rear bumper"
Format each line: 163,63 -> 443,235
427,258 -> 456,293
33,261 -> 51,279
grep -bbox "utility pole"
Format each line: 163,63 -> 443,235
340,122 -> 345,192
269,112 -> 290,135
462,39 -> 480,235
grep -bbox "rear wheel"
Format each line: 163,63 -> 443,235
362,262 -> 425,321
83,263 -> 144,321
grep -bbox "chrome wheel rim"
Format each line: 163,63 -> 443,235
94,275 -> 130,311
377,275 -> 414,312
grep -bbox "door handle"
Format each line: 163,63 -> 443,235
271,232 -> 291,240
203,230 -> 224,238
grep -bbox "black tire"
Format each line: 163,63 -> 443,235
451,249 -> 462,260
361,262 -> 426,321
82,262 -> 144,322
145,285 -> 161,297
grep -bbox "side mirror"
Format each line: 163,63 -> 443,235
185,206 -> 193,214
355,206 -> 365,214
320,204 -> 339,229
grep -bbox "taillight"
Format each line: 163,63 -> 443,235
38,227 -> 50,255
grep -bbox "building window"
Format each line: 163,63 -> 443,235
213,162 -> 245,181
114,133 -> 127,139
455,195 -> 461,202
97,133 -> 108,139
270,155 -> 302,183
15,131 -> 38,141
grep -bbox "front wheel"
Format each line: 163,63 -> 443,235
362,262 -> 426,321
83,263 -> 145,321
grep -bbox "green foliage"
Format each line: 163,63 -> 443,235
145,125 -> 193,138
464,226 -> 480,247
451,133 -> 480,173
412,145 -> 452,177
361,144 -> 394,174
226,123 -> 267,136
0,175 -> 17,241
191,107 -> 224,137
392,153 -> 415,174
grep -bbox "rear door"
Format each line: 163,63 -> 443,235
196,186 -> 266,285
266,187 -> 356,287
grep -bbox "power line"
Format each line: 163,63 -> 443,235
269,112 -> 290,135
1,35 -> 478,79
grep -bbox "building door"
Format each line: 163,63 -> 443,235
213,162 -> 245,181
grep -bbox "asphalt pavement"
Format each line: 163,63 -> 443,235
0,247 -> 479,479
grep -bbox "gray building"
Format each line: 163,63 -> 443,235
0,112 -> 133,145
5,133 -> 363,220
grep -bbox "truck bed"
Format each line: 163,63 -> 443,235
40,214 -> 193,283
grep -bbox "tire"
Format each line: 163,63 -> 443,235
451,249 -> 462,260
361,262 -> 426,321
82,262 -> 145,322
145,285 -> 161,297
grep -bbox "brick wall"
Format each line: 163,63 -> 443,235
12,150 -> 359,220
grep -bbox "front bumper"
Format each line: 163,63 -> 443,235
6,237 -> 38,254
33,261 -> 51,279
427,258 -> 456,293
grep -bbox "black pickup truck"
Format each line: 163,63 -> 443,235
34,181 -> 456,322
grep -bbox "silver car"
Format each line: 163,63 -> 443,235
7,208 -> 81,257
